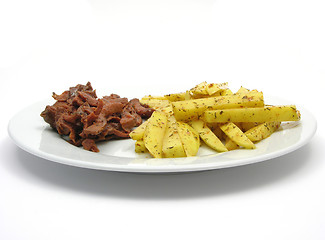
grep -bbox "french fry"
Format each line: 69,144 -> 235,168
141,95 -> 168,101
162,117 -> 186,158
164,92 -> 186,102
173,91 -> 264,121
177,121 -> 200,157
220,89 -> 233,96
220,122 -> 255,149
132,82 -> 301,158
204,105 -> 300,123
245,122 -> 281,142
143,111 -> 168,158
211,124 -> 227,141
190,81 -> 209,97
225,137 -> 239,151
184,91 -> 192,100
240,122 -> 260,132
236,86 -> 250,94
140,99 -> 174,117
189,120 -> 228,152
206,82 -> 228,96
135,140 -> 147,153
129,121 -> 148,141
140,99 -> 169,108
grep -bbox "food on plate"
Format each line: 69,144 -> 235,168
244,122 -> 281,142
203,105 -> 300,123
162,117 -> 187,158
143,111 -> 168,158
135,140 -> 147,153
176,121 -> 200,157
128,121 -> 148,141
130,81 -> 301,158
40,82 -> 154,152
189,120 -> 228,152
219,122 -> 255,149
172,91 -> 264,121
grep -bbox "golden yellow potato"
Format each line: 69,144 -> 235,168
220,122 -> 255,149
189,120 -> 228,152
143,111 -> 168,158
245,122 -> 281,142
176,121 -> 200,157
162,117 -> 186,158
204,105 -> 300,123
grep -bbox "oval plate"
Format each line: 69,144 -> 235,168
8,96 -> 317,173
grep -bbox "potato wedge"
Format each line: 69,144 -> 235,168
173,91 -> 264,121
129,121 -> 148,141
236,86 -> 250,94
140,99 -> 173,117
162,116 -> 186,158
189,120 -> 228,152
135,140 -> 147,153
190,81 -> 209,97
143,111 -> 168,158
220,88 -> 233,96
204,105 -> 300,123
164,92 -> 186,102
140,99 -> 170,108
184,91 -> 192,100
206,82 -> 228,96
220,122 -> 255,149
240,122 -> 260,132
210,123 -> 227,141
225,136 -> 239,151
141,95 -> 168,101
176,121 -> 200,157
245,122 -> 281,142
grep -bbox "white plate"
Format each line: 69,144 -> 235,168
8,96 -> 316,173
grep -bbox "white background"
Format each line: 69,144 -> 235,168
0,0 -> 324,239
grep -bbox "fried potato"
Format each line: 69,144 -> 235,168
210,123 -> 227,141
184,91 -> 192,100
135,140 -> 147,153
129,121 -> 148,141
173,91 -> 264,122
164,92 -> 187,102
189,120 -> 228,152
140,99 -> 173,117
225,136 -> 239,151
220,122 -> 255,149
245,122 -> 281,142
240,122 -> 261,132
190,81 -> 209,97
133,82 -> 301,158
236,86 -> 250,94
190,81 -> 229,98
141,95 -> 168,101
220,88 -> 233,96
140,98 -> 169,108
204,105 -> 300,123
162,117 -> 186,158
143,111 -> 168,158
176,121 -> 200,157
206,82 -> 228,96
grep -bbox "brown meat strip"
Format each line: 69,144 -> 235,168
40,82 -> 154,152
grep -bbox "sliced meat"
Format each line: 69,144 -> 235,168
82,139 -> 99,152
120,103 -> 142,132
40,82 -> 154,152
77,91 -> 98,107
129,98 -> 154,118
52,91 -> 70,102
